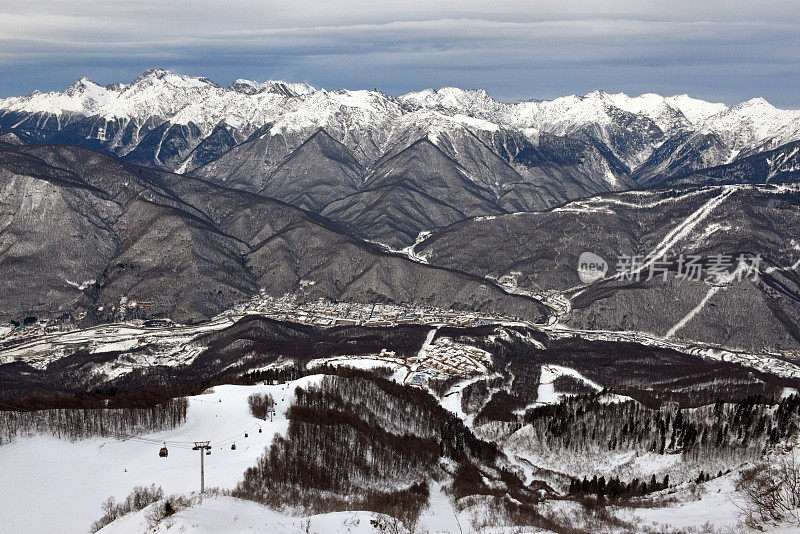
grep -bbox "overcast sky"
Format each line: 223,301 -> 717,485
1,0 -> 799,106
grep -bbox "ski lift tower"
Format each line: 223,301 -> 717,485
192,441 -> 212,493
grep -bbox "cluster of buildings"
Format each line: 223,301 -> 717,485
236,295 -> 516,328
406,337 -> 493,385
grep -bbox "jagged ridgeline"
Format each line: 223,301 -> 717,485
2,69 -> 800,251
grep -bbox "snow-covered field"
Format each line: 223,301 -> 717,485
0,378 -> 322,534
95,488 -> 479,534
621,474 -> 745,532
97,497 -> 390,534
0,371 -> 478,534
529,364 -> 633,407
537,477 -> 746,533
91,470 -> 781,534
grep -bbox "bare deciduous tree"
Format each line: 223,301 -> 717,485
738,451 -> 800,527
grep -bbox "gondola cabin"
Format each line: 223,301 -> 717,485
159,446 -> 168,457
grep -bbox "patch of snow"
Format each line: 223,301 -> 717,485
65,278 -> 96,290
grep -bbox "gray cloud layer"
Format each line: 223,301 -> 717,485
1,1 -> 799,106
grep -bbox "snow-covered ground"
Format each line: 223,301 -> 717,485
96,489 -> 530,534
0,374 -> 471,534
0,377 -> 322,534
308,350 -> 412,382
439,374 -> 498,426
92,471 -> 788,534
620,474 -> 745,532
97,496 -> 392,534
535,472 -> 769,533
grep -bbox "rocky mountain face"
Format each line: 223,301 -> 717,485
413,185 -> 800,352
3,69 -> 799,247
321,138 -> 506,248
257,129 -> 363,212
2,70 -> 800,351
652,140 -> 800,187
0,141 -> 548,326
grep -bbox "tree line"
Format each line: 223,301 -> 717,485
516,393 -> 800,486
0,398 -> 187,444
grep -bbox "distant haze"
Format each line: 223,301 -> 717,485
1,0 -> 799,107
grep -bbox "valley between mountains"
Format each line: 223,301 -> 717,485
2,70 -> 800,533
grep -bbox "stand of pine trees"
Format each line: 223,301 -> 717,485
240,366 -> 302,384
568,473 -> 671,499
523,394 -> 800,465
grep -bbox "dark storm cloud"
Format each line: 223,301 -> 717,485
1,1 -> 799,106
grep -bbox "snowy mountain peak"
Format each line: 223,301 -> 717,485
732,97 -> 774,112
582,89 -> 614,101
228,78 -> 317,97
1,68 -> 798,182
66,77 -> 101,94
700,96 -> 800,150
137,66 -> 170,77
663,94 -> 728,124
399,86 -> 499,114
129,67 -> 218,90
569,91 -> 732,129
228,78 -> 258,93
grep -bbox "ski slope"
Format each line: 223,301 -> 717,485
0,377 -> 322,534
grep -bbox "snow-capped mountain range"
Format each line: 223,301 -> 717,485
2,68 -> 799,249
2,67 -> 798,175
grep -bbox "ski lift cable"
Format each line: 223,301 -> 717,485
103,419 -> 261,446
107,420 -> 262,449
206,423 -> 263,447
125,437 -> 195,449
107,432 -> 196,448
